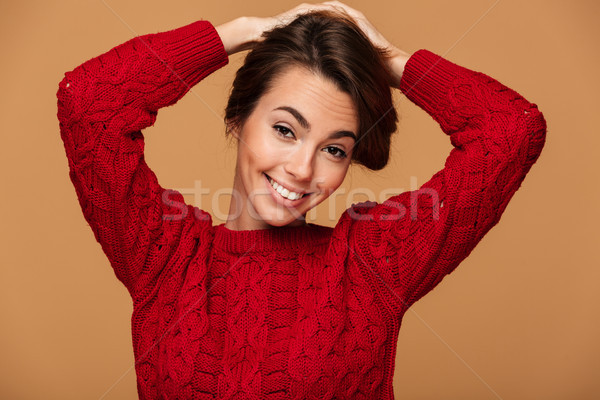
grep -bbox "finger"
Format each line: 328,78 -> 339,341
323,1 -> 353,13
283,3 -> 330,20
275,2 -> 354,28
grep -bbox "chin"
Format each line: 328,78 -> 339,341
257,210 -> 307,229
252,199 -> 307,228
266,217 -> 306,228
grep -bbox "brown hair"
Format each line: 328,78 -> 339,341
224,10 -> 398,170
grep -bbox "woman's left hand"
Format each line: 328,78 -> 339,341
321,1 -> 411,87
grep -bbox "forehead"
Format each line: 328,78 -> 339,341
260,66 -> 358,131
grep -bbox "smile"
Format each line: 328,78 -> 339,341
265,174 -> 309,201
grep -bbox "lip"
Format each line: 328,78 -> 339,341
265,173 -> 311,196
264,173 -> 312,208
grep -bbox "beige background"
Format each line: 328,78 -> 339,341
1,0 -> 599,398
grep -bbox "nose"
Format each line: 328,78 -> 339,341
284,145 -> 314,182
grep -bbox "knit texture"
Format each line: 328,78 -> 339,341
56,20 -> 546,399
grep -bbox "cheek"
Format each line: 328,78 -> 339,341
239,143 -> 286,184
239,127 -> 268,163
254,137 -> 289,166
317,166 -> 348,194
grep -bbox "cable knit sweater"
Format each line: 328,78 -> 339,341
56,19 -> 546,400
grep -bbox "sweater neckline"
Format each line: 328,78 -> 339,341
212,222 -> 332,254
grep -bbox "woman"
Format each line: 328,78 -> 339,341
56,2 -> 546,399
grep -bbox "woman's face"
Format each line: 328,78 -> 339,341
225,65 -> 359,231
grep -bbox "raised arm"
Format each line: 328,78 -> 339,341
343,49 -> 547,310
56,20 -> 228,297
318,1 -> 547,310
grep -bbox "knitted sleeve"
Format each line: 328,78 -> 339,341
343,49 -> 547,310
56,21 -> 228,297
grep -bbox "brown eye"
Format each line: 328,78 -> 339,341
274,125 -> 294,138
324,146 -> 347,159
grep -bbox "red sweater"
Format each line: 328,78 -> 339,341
56,20 -> 546,400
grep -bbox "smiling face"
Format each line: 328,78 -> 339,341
225,65 -> 359,231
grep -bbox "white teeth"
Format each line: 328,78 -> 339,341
268,176 -> 304,200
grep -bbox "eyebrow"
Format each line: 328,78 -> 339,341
273,106 -> 357,141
